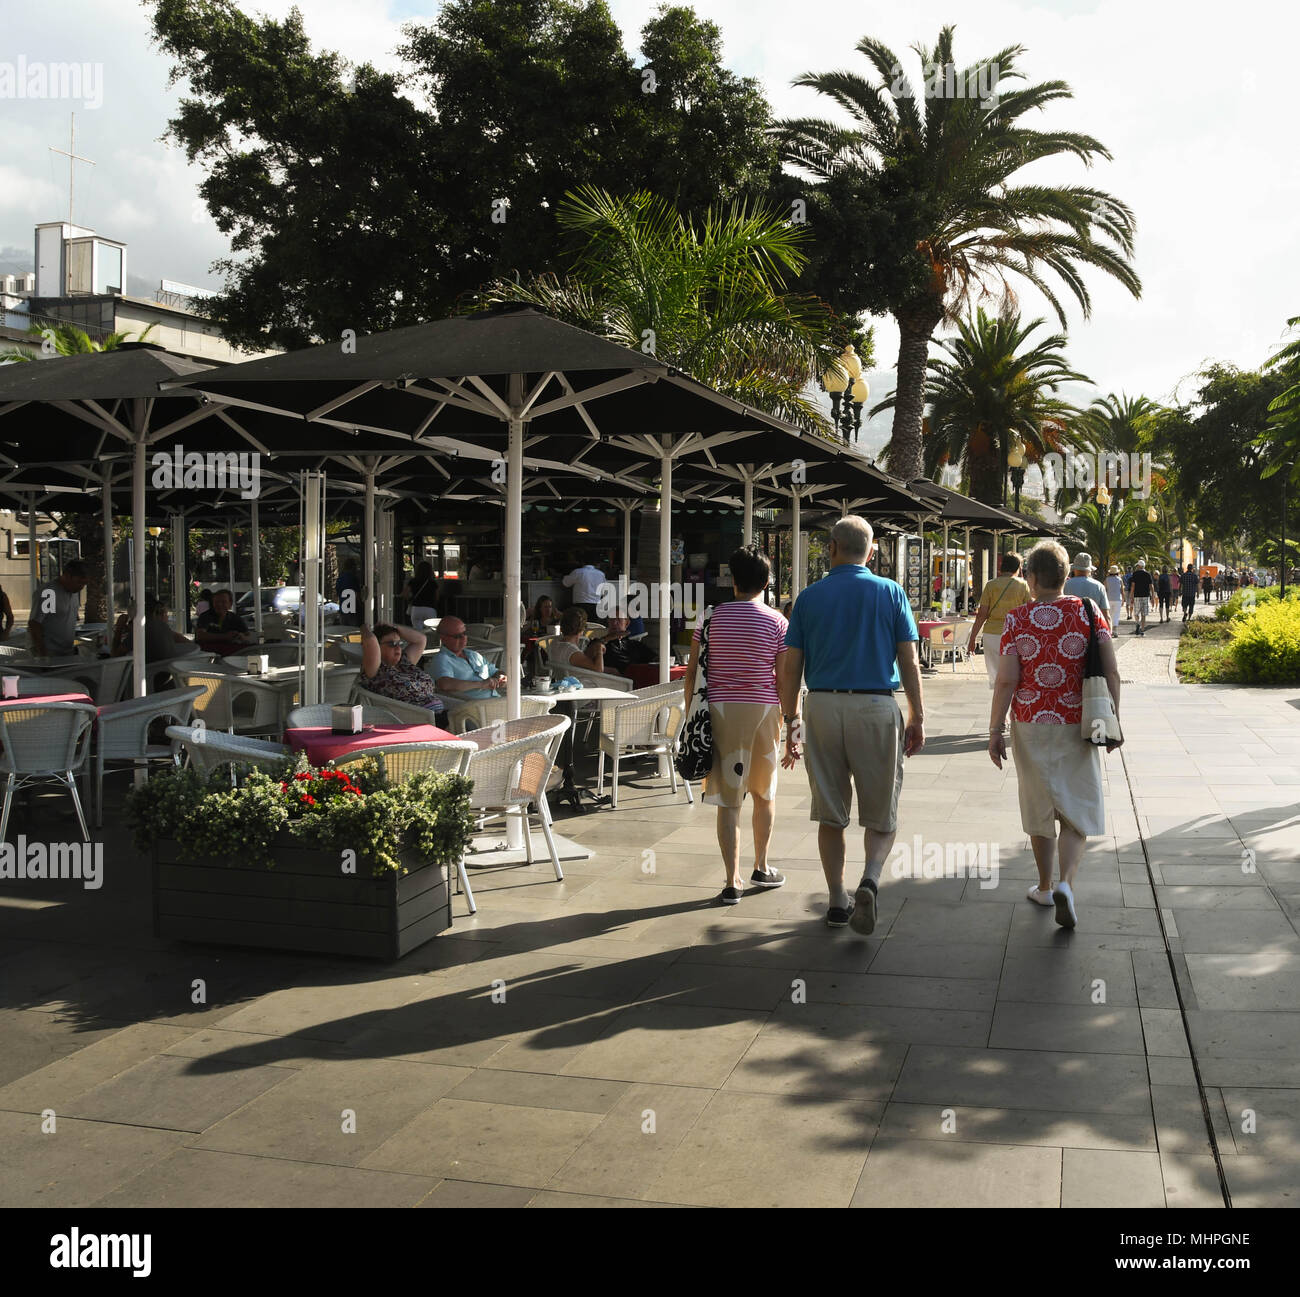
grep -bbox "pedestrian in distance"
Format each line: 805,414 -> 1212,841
1157,565 -> 1173,622
1104,565 -> 1124,622
1129,558 -> 1154,634
1063,553 -> 1111,626
778,516 -> 925,934
681,545 -> 789,905
966,552 -> 1031,688
989,540 -> 1123,929
1182,563 -> 1199,622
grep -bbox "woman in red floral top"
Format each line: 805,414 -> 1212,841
988,541 -> 1122,930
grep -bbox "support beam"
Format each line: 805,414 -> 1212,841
131,421 -> 146,698
743,474 -> 754,548
505,376 -> 524,722
362,464 -> 376,625
791,490 -> 803,600
249,497 -> 263,637
102,478 -> 115,631
302,471 -> 324,706
658,444 -> 672,684
170,513 -> 185,632
26,494 -> 37,610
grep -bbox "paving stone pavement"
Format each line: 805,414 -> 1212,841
0,656 -> 1295,1209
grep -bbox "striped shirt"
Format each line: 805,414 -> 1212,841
692,598 -> 787,703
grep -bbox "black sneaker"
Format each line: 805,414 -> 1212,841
826,901 -> 854,928
850,881 -> 879,935
749,867 -> 785,889
719,886 -> 742,905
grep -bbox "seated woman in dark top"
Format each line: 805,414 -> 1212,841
359,622 -> 442,710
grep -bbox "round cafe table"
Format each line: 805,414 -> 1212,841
284,721 -> 456,767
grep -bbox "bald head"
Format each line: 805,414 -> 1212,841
830,516 -> 874,564
438,617 -> 469,654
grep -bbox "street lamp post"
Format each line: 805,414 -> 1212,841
1007,444 -> 1026,512
820,345 -> 869,440
147,525 -> 162,602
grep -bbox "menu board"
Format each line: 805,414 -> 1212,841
905,538 -> 924,610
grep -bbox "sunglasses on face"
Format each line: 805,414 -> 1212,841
380,639 -> 404,648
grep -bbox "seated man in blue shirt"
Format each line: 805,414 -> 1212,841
429,616 -> 506,700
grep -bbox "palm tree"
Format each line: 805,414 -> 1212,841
778,24 -> 1141,480
474,186 -> 839,431
0,320 -> 158,363
874,308 -> 1087,503
1053,391 -> 1163,511
1063,498 -> 1167,575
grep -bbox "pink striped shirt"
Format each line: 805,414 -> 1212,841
692,599 -> 787,703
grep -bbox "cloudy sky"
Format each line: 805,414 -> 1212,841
3,0 -> 1297,457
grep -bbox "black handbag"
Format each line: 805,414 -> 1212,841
674,608 -> 714,781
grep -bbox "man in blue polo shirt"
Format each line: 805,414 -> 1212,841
778,516 -> 926,934
429,616 -> 505,699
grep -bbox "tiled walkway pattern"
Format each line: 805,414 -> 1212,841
0,663 -> 1296,1207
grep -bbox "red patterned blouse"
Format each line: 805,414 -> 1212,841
999,596 -> 1110,725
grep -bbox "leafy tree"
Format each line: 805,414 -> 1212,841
1061,498 -> 1167,574
474,186 -> 838,430
777,24 -> 1140,481
147,0 -> 780,350
873,308 -> 1086,503
1149,365 -> 1296,556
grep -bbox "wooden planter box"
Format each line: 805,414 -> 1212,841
152,836 -> 452,960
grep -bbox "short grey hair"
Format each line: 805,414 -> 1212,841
831,515 -> 874,562
1025,540 -> 1069,590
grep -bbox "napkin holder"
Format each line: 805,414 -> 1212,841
331,704 -> 364,735
246,654 -> 269,675
1,675 -> 18,699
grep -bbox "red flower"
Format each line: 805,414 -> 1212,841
300,794 -> 316,806
295,772 -> 311,781
279,782 -> 288,793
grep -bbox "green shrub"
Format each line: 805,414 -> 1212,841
125,753 -> 476,874
1229,599 -> 1300,684
1215,585 -> 1298,621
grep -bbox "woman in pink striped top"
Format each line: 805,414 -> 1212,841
682,546 -> 789,904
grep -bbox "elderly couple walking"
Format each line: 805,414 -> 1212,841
683,521 -> 1123,934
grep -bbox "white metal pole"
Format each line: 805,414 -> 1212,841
363,464 -> 376,625
791,490 -> 803,599
743,473 -> 754,548
942,519 -> 950,614
27,494 -> 38,613
622,502 -> 633,590
170,513 -> 185,632
505,382 -> 523,722
250,496 -> 263,638
102,478 -> 115,632
302,472 -> 323,706
226,520 -> 235,596
658,445 -> 673,684
131,425 -> 147,698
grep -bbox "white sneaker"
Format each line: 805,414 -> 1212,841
1026,886 -> 1054,907
1053,881 -> 1078,929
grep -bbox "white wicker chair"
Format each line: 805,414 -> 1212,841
335,737 -> 479,910
0,644 -> 31,660
463,623 -> 496,640
461,714 -> 570,879
175,669 -> 288,736
164,725 -> 292,779
93,686 -> 205,826
286,703 -> 399,729
596,691 -> 691,809
349,682 -> 443,727
321,665 -> 361,703
0,701 -> 98,841
8,674 -> 90,697
435,692 -> 553,735
62,655 -> 134,707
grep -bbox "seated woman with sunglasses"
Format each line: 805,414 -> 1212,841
360,623 -> 442,710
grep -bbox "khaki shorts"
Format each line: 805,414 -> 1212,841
803,691 -> 905,831
982,630 -> 1003,688
1009,719 -> 1105,838
704,701 -> 781,808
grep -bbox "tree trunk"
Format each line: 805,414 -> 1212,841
889,303 -> 943,483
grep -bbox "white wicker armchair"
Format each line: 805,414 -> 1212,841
348,683 -> 443,726
0,701 -> 98,841
93,685 -> 205,826
285,703 -> 400,729
175,668 -> 289,736
164,725 -> 292,779
461,714 -> 570,879
596,689 -> 692,809
435,692 -> 553,735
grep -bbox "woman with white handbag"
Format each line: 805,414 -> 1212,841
680,546 -> 789,905
987,541 -> 1123,929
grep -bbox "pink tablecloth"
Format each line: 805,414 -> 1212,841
916,620 -> 950,640
625,663 -> 688,690
0,691 -> 95,709
284,722 -> 456,767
